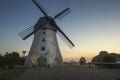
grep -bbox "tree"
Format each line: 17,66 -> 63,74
79,57 -> 86,64
22,51 -> 26,57
18,51 -> 26,65
92,51 -> 118,68
103,55 -> 117,62
19,57 -> 26,65
4,52 -> 20,68
0,54 -> 5,68
92,51 -> 109,63
10,52 -> 20,67
0,51 -> 27,69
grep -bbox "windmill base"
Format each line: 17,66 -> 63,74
24,62 -> 64,68
24,56 -> 63,67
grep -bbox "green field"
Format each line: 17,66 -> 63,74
0,67 -> 26,80
65,63 -> 96,68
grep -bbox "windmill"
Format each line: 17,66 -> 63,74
19,0 -> 75,67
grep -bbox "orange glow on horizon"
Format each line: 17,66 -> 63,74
61,51 -> 97,62
61,48 -> 120,62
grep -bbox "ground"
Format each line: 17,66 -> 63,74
15,67 -> 120,80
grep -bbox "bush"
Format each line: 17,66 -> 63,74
92,51 -> 120,68
0,52 -> 25,69
102,55 -> 117,68
79,57 -> 86,65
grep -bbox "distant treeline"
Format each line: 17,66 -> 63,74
64,51 -> 120,68
0,52 -> 25,69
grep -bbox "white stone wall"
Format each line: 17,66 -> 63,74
25,18 -> 63,67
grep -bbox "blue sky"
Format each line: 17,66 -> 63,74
0,0 -> 120,61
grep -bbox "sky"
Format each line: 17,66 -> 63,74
0,0 -> 120,62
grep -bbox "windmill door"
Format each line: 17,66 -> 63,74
37,56 -> 47,67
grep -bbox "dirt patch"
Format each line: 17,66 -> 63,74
15,67 -> 120,80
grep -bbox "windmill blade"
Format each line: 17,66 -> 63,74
54,8 -> 71,20
19,21 -> 49,40
50,22 -> 75,48
57,26 -> 75,48
57,31 -> 74,49
32,0 -> 49,19
18,25 -> 34,40
34,0 -> 47,14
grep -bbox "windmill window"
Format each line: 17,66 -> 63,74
43,32 -> 46,34
41,46 -> 45,51
42,39 -> 45,42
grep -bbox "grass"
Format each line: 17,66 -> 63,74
0,67 -> 26,80
64,63 -> 96,68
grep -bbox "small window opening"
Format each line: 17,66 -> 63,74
43,32 -> 46,34
41,46 -> 45,51
42,39 -> 45,42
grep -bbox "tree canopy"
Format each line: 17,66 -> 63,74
79,57 -> 86,65
92,51 -> 120,68
0,51 -> 25,69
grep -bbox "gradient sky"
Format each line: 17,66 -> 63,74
0,0 -> 120,62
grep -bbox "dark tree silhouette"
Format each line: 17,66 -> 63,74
22,51 -> 26,57
0,54 -> 5,68
92,51 -> 119,68
79,57 -> 86,65
4,52 -> 20,68
0,52 -> 20,69
92,51 -> 109,63
103,55 -> 117,62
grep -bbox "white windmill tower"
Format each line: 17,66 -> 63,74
19,0 -> 75,67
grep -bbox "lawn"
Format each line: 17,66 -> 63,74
0,67 -> 26,80
65,63 -> 96,68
